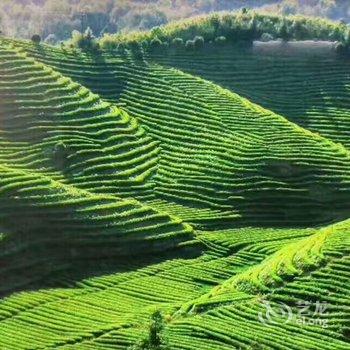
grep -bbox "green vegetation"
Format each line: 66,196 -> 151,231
9,37 -> 350,226
130,311 -> 169,350
266,0 -> 350,20
152,44 -> 350,147
0,9 -> 349,350
0,1 -> 279,42
99,11 -> 350,51
69,27 -> 99,53
30,34 -> 41,44
2,1 -> 350,43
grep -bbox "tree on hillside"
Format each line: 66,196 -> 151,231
193,35 -> 204,49
171,37 -> 184,48
278,19 -> 291,41
31,34 -> 41,44
53,141 -> 69,170
129,40 -> 144,60
343,27 -> 350,46
291,20 -> 307,40
129,311 -> 170,350
70,27 -> 100,53
149,36 -> 163,51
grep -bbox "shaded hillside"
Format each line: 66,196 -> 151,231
0,42 -> 196,293
150,44 -> 350,149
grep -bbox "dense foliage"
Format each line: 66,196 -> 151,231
1,1 -> 350,43
0,0 -> 277,42
99,10 -> 350,52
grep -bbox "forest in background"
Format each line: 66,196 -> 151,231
0,1 -> 349,43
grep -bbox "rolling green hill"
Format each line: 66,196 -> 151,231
0,12 -> 350,350
150,46 -> 350,149
0,221 -> 349,349
5,40 -> 350,227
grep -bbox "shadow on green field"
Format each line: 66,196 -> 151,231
231,160 -> 350,227
0,234 -> 203,297
151,46 -> 350,148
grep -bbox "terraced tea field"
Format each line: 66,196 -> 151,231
0,26 -> 350,350
150,46 -> 350,149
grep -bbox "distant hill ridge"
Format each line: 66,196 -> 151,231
97,11 -> 349,50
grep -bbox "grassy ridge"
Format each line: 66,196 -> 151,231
166,221 -> 350,350
98,11 -> 348,49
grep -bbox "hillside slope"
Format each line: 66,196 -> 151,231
0,163 -> 194,293
7,40 -> 350,227
150,46 -> 350,149
0,32 -> 349,350
0,42 -> 196,293
0,220 -> 348,349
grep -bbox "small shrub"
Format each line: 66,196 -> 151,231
70,27 -> 99,53
291,20 -> 307,40
53,141 -> 69,170
210,14 -> 220,35
185,39 -> 195,51
148,311 -> 163,347
31,34 -> 41,44
141,40 -> 149,49
129,41 -> 144,60
193,35 -> 204,50
335,42 -> 348,56
150,37 -> 163,50
260,32 -> 274,42
129,311 -> 169,350
343,28 -> 350,46
93,42 -> 100,54
118,43 -> 127,54
100,36 -> 119,51
214,36 -> 227,45
171,37 -> 184,48
278,21 -> 291,41
151,26 -> 164,39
